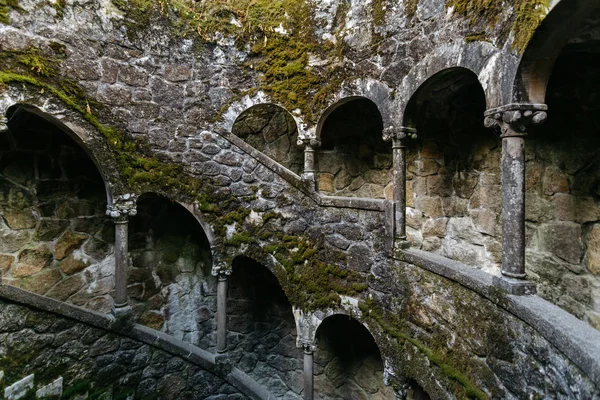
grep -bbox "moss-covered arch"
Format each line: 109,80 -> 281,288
512,0 -> 600,103
0,85 -> 125,204
314,79 -> 393,138
394,42 -> 498,123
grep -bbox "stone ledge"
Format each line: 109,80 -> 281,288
400,248 -> 600,387
0,285 -> 273,400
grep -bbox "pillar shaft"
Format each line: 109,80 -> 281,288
501,136 -> 526,278
393,140 -> 407,240
303,347 -> 314,400
384,126 -> 416,247
304,145 -> 315,175
216,273 -> 228,353
106,194 -> 137,315
113,219 -> 129,307
484,104 -> 547,294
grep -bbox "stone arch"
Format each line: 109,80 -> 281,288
315,96 -> 392,199
5,104 -> 115,204
0,102 -> 117,312
231,103 -> 303,174
313,314 -> 394,399
394,42 -> 499,122
512,0 -> 600,103
401,67 -> 501,273
128,192 -> 215,343
315,78 -> 394,136
228,255 -> 302,399
517,5 -> 600,328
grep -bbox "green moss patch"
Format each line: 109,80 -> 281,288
447,0 -> 549,53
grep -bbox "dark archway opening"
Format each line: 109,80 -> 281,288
228,256 -> 301,398
523,6 -> 600,329
0,105 -> 112,311
403,69 -> 500,273
232,104 -> 303,174
314,315 -> 393,399
317,98 -> 391,199
129,193 -> 214,342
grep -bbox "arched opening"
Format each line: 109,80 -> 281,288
402,68 -> 500,273
231,103 -> 303,174
128,193 -> 214,343
317,98 -> 391,199
521,6 -> 600,330
228,256 -> 301,398
406,380 -> 431,400
314,314 -> 394,399
0,105 -> 114,311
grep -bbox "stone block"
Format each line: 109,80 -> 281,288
97,84 -> 132,106
423,218 -> 448,237
470,209 -> 497,236
408,159 -> 439,176
537,222 -> 583,265
414,196 -> 443,218
165,64 -> 192,82
585,224 -> 600,275
56,231 -> 88,260
100,58 -> 119,83
20,269 -> 62,294
347,244 -> 373,272
119,64 -> 149,86
0,254 -> 14,273
4,374 -> 34,400
575,196 -> 600,223
453,172 -> 479,199
47,276 -> 85,301
427,174 -> 453,197
35,219 -> 69,241
2,209 -> 36,230
419,142 -> 443,159
552,193 -> 575,221
13,245 -> 53,277
543,166 -> 569,196
60,254 -> 90,275
0,228 -> 30,253
318,173 -> 334,193
525,162 -> 544,191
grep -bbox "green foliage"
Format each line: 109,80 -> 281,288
360,299 -> 490,400
111,0 -> 355,123
447,0 -> 549,53
0,0 -> 22,24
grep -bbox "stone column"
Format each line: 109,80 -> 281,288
484,104 -> 547,295
302,343 -> 315,400
214,268 -> 231,354
298,138 -> 321,183
383,126 -> 417,249
106,194 -> 137,317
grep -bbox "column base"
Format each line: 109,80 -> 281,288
493,275 -> 537,296
394,239 -> 411,250
111,303 -> 133,319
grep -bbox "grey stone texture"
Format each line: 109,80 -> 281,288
0,0 -> 599,398
0,296 -> 246,399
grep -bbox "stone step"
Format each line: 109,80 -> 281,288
1,373 -> 63,400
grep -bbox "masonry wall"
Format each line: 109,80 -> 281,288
0,121 -> 116,312
0,297 -> 246,399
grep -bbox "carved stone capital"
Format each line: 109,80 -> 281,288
382,126 -> 417,144
484,103 -> 547,138
297,137 -> 321,149
106,193 -> 137,222
212,263 -> 232,278
300,341 -> 317,353
0,116 -> 8,133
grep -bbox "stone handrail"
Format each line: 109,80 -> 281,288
400,248 -> 600,386
0,284 -> 275,400
216,129 -> 389,212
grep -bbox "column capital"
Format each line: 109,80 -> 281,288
106,193 -> 137,222
212,264 -> 232,278
300,341 -> 317,353
382,126 -> 417,144
297,137 -> 321,148
484,103 -> 547,138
